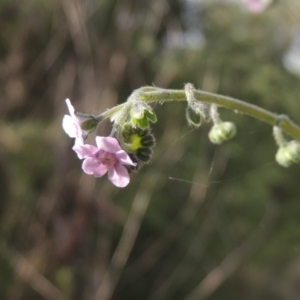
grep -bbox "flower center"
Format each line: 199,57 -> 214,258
99,151 -> 117,167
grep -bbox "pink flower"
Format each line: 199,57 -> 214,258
62,98 -> 87,145
73,136 -> 136,188
243,0 -> 269,13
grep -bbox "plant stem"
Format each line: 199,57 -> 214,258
98,103 -> 127,120
138,88 -> 300,140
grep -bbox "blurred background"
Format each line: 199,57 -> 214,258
1,0 -> 300,299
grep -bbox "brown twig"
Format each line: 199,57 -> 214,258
0,243 -> 63,300
94,171 -> 158,300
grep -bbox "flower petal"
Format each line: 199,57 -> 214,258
82,157 -> 106,177
115,150 -> 136,166
107,164 -> 130,188
73,144 -> 98,159
65,98 -> 76,117
96,136 -> 122,153
62,115 -> 82,138
243,0 -> 265,12
93,164 -> 108,177
74,137 -> 84,146
82,157 -> 99,174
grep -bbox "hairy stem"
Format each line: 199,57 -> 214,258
138,88 -> 300,140
95,86 -> 300,140
98,103 -> 128,120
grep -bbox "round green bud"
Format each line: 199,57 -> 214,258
208,122 -> 237,144
275,141 -> 300,167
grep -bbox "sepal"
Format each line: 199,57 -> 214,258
80,117 -> 100,131
186,106 -> 202,127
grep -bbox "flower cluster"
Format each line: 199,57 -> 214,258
62,87 -> 237,189
62,99 -> 136,187
63,85 -> 300,189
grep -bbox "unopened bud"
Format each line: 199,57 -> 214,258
132,116 -> 149,129
131,102 -> 145,119
208,122 -> 237,144
275,141 -> 300,167
80,116 -> 100,131
121,123 -> 156,172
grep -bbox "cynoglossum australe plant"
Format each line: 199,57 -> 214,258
62,83 -> 300,187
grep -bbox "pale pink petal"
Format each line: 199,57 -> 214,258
115,150 -> 136,166
82,157 -> 99,174
243,0 -> 265,12
62,115 -> 82,138
65,98 -> 76,117
96,136 -> 122,153
73,138 -> 85,158
93,164 -> 108,177
63,98 -> 87,142
108,164 -> 130,187
71,135 -> 134,187
73,144 -> 98,159
74,137 -> 84,146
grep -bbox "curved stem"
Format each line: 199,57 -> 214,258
97,102 -> 127,120
273,126 -> 287,147
138,88 -> 300,140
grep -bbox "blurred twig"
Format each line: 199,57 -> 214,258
146,149 -> 227,300
94,171 -> 158,300
0,242 -> 62,300
61,0 -> 91,57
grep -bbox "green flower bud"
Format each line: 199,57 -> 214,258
120,123 -> 156,172
80,117 -> 100,131
186,106 -> 202,128
130,102 -> 157,129
275,141 -> 300,167
208,122 -> 237,144
131,103 -> 145,120
132,116 -> 149,129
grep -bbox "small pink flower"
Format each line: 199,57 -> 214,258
62,98 -> 87,145
243,0 -> 268,13
73,136 -> 136,188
